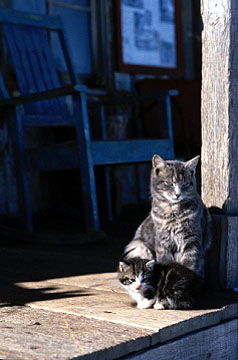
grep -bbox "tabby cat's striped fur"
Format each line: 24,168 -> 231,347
123,155 -> 212,278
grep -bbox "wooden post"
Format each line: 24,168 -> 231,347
201,0 -> 238,288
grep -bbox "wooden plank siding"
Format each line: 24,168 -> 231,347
126,319 -> 238,360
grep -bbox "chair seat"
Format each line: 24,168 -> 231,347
25,138 -> 174,171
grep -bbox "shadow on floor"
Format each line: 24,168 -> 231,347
0,205 -> 149,307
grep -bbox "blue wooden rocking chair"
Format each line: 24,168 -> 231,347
0,9 -> 175,235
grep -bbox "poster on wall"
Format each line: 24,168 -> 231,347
116,0 -> 182,75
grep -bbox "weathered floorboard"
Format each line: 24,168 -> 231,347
0,305 -> 153,360
0,240 -> 237,360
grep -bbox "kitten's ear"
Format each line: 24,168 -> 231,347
118,261 -> 130,272
184,155 -> 200,173
145,259 -> 155,270
152,155 -> 167,175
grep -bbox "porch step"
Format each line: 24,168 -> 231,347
0,272 -> 237,359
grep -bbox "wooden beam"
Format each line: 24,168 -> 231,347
201,0 -> 238,288
201,0 -> 238,213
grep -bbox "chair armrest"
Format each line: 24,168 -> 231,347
0,86 -> 176,108
89,90 -> 178,107
0,84 -> 88,107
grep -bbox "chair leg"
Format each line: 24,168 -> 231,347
166,94 -> 175,159
8,108 -> 33,232
100,106 -> 113,222
73,93 -> 100,233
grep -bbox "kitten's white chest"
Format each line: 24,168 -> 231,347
123,276 -> 155,309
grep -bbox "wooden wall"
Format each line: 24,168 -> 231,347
201,0 -> 238,289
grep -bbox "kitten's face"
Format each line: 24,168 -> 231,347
151,155 -> 200,204
118,259 -> 154,294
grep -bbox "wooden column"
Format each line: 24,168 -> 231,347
201,0 -> 238,288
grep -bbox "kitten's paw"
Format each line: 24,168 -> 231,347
137,299 -> 154,309
137,303 -> 150,309
153,302 -> 165,310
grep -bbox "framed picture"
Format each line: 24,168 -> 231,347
116,0 -> 183,75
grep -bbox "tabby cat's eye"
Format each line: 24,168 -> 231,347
165,181 -> 173,187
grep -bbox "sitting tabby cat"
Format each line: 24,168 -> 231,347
118,258 -> 202,309
123,155 -> 212,278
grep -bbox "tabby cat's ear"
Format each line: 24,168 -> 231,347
145,259 -> 155,270
152,155 -> 167,174
184,155 -> 200,173
118,261 -> 130,272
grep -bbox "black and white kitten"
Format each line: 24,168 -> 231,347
118,258 -> 202,310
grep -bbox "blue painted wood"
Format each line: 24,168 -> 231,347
25,139 -> 174,171
100,105 -> 113,222
8,107 -> 33,232
73,91 -> 100,231
23,115 -> 75,127
51,3 -> 92,74
0,69 -> 33,231
3,23 -> 33,114
0,85 -> 86,107
31,27 -> 63,114
12,0 -> 47,14
166,95 -> 174,156
26,27 -> 54,114
0,8 -> 62,30
0,72 -> 9,99
0,8 -> 175,236
58,24 -> 79,84
92,139 -> 174,165
10,24 -> 44,114
3,23 -> 68,115
39,29 -> 68,114
100,106 -> 107,139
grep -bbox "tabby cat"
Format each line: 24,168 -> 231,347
123,155 -> 212,278
118,258 -> 202,309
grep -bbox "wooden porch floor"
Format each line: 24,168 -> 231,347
0,214 -> 237,359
